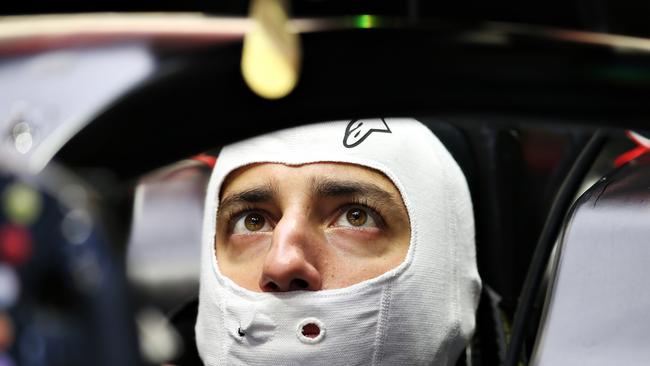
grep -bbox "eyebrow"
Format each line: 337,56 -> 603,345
218,178 -> 401,214
311,178 -> 400,205
219,183 -> 277,213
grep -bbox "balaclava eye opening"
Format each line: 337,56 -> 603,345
196,118 -> 481,366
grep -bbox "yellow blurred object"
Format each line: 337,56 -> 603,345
3,183 -> 42,227
242,0 -> 301,99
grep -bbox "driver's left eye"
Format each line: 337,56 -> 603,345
232,212 -> 272,234
333,206 -> 378,228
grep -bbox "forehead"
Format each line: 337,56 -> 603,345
220,162 -> 401,198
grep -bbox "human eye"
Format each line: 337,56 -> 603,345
332,205 -> 381,229
231,211 -> 273,234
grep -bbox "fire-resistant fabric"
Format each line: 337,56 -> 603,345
195,118 -> 481,366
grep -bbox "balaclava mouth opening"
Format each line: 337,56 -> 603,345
196,118 -> 481,366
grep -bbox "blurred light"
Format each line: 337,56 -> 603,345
0,266 -> 18,310
11,122 -> 32,154
0,313 -> 14,351
0,13 -> 250,40
355,14 -> 376,29
550,28 -> 650,52
61,209 -> 92,245
0,225 -> 32,266
242,0 -> 301,99
0,354 -> 14,366
136,307 -> 182,364
14,134 -> 32,155
2,183 -> 42,227
70,250 -> 102,293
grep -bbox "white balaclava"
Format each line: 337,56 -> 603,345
196,118 -> 481,366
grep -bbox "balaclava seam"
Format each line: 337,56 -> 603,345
371,282 -> 392,365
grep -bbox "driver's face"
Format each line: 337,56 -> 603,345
215,163 -> 410,292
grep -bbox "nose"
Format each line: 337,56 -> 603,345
259,215 -> 323,292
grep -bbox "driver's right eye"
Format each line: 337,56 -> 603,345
232,212 -> 273,234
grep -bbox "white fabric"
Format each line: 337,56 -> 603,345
196,118 -> 481,366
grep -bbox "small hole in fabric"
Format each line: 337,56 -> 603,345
237,328 -> 246,337
296,318 -> 325,344
301,323 -> 320,338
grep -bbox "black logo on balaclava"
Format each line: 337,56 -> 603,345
343,118 -> 392,148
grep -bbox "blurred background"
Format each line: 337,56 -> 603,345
1,2 -> 650,366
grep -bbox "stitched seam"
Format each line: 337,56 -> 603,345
210,156 -> 416,300
218,295 -> 228,361
371,283 -> 393,366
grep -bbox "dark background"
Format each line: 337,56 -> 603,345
1,0 -> 650,38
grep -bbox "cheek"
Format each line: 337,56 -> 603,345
325,228 -> 389,257
320,229 -> 407,288
216,234 -> 271,291
220,233 -> 272,260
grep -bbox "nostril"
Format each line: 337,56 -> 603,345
263,282 -> 279,292
290,279 -> 309,290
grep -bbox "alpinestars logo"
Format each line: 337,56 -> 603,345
343,118 -> 392,148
